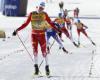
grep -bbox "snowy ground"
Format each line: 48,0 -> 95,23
0,0 -> 100,80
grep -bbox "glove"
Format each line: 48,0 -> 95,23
85,26 -> 88,29
59,1 -> 64,9
12,30 -> 17,36
83,26 -> 88,30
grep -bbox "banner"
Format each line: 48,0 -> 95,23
3,0 -> 20,16
0,0 -> 4,12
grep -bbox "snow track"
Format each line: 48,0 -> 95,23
0,0 -> 100,80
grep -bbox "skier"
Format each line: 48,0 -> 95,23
46,22 -> 69,54
74,19 -> 96,46
74,7 -> 79,18
54,13 -> 78,47
12,2 -> 60,76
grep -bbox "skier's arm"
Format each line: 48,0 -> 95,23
64,18 -> 71,27
45,13 -> 60,32
82,23 -> 88,29
52,21 -> 61,29
16,13 -> 32,32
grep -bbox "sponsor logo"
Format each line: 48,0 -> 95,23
5,5 -> 17,9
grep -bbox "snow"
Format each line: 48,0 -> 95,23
0,0 -> 100,80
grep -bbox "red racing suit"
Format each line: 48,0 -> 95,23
74,22 -> 88,37
54,17 -> 71,40
16,11 -> 59,57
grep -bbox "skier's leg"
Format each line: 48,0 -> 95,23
52,34 -> 68,53
62,28 -> 78,47
63,28 -> 74,43
52,34 -> 63,48
39,34 -> 50,75
62,28 -> 71,39
82,29 -> 96,46
45,54 -> 50,76
69,25 -> 73,39
46,32 -> 51,53
78,36 -> 80,46
58,31 -> 63,41
87,37 -> 96,46
77,29 -> 81,46
31,34 -> 39,75
32,34 -> 38,56
67,24 -> 73,42
68,24 -> 73,43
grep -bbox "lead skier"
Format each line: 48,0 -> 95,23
12,2 -> 60,76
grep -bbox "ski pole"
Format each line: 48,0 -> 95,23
50,40 -> 55,49
17,34 -> 34,63
39,60 -> 44,68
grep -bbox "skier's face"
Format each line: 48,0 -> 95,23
38,6 -> 45,12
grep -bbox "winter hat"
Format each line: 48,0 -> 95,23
40,2 -> 45,7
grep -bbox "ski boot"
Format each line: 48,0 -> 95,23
34,64 -> 39,75
59,46 -> 61,49
89,37 -> 96,46
92,41 -> 96,46
62,47 -> 68,53
45,65 -> 50,76
73,42 -> 79,47
47,46 -> 50,54
78,42 -> 80,46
